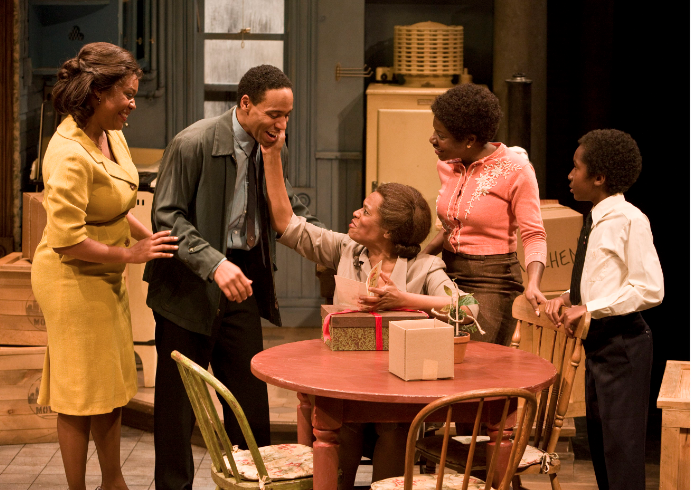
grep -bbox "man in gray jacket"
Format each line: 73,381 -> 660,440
144,65 -> 321,490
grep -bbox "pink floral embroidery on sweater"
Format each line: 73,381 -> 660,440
464,157 -> 523,219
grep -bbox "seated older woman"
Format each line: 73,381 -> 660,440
261,136 -> 478,489
279,182 -> 478,314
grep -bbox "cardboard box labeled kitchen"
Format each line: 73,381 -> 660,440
320,305 -> 428,351
21,192 -> 47,262
0,346 -> 58,445
0,253 -> 47,346
389,319 -> 454,381
516,203 -> 583,291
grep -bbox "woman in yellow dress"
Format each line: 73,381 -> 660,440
31,43 -> 178,490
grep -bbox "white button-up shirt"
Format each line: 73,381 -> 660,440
573,194 -> 664,319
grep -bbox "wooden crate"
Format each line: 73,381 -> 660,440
657,360 -> 690,490
0,253 -> 47,346
0,346 -> 58,444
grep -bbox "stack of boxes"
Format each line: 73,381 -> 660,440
126,147 -> 165,389
0,193 -> 57,444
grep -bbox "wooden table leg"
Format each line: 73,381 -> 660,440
297,393 -> 313,447
485,411 -> 517,488
312,396 -> 344,490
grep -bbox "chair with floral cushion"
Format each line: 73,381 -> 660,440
171,351 -> 314,490
371,388 -> 537,490
415,295 -> 590,490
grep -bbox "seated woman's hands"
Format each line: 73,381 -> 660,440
358,273 -> 406,312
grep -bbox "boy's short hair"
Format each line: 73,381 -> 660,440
237,65 -> 292,106
578,129 -> 642,195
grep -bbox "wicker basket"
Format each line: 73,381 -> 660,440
393,21 -> 463,87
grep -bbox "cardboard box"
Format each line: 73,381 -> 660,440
320,305 -> 428,351
0,253 -> 47,346
21,192 -> 47,262
124,191 -> 157,387
0,346 -> 58,445
517,203 -> 583,291
388,319 -> 454,381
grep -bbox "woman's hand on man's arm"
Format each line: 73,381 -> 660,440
54,231 -> 178,264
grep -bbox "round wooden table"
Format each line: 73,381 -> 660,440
252,339 -> 557,490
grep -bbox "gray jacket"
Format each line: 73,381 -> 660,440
143,108 -> 320,334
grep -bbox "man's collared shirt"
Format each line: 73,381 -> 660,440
228,106 -> 261,250
576,193 -> 664,319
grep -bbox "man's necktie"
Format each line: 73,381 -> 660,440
569,211 -> 593,306
246,142 -> 258,248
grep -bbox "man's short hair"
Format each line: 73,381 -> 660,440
237,65 -> 292,105
578,129 -> 642,195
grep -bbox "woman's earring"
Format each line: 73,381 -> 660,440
97,95 -> 101,105
466,143 -> 472,149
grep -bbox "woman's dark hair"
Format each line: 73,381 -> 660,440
578,129 -> 642,195
376,183 -> 432,259
237,64 -> 292,105
431,84 -> 502,144
52,42 -> 142,129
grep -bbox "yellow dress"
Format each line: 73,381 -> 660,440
31,115 -> 139,416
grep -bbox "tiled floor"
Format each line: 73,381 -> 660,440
0,327 -> 662,489
0,426 -> 214,490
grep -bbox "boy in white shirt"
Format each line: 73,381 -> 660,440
545,129 -> 663,490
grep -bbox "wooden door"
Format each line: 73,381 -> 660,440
273,0 -> 365,326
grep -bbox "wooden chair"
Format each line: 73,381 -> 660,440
171,351 -> 314,490
415,295 -> 590,490
371,388 -> 537,490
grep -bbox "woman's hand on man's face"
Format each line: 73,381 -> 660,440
260,129 -> 285,163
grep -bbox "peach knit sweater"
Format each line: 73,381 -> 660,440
436,143 -> 547,267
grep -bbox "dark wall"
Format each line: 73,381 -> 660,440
546,1 -> 690,417
364,0 -> 494,88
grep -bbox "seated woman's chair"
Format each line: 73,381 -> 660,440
371,388 -> 537,490
415,295 -> 590,490
171,351 -> 314,490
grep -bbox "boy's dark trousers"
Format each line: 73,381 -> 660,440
583,311 -> 652,490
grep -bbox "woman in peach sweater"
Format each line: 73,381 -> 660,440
423,84 -> 547,345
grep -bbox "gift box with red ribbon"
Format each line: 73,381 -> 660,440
320,305 -> 429,351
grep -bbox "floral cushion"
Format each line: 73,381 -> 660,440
371,473 -> 486,490
222,443 -> 313,481
518,445 -> 559,472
